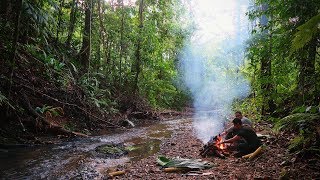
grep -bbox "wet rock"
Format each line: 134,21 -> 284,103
95,143 -> 128,158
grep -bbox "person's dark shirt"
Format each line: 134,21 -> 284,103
235,126 -> 261,147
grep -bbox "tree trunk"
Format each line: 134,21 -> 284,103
79,0 -> 92,74
259,3 -> 275,117
307,38 -> 317,105
10,0 -> 23,64
315,40 -> 320,104
296,38 -> 317,105
0,0 -> 9,19
97,0 -> 109,65
133,0 -> 144,93
107,40 -> 112,73
96,0 -> 102,69
119,0 -> 125,85
56,0 -> 65,43
66,0 -> 78,48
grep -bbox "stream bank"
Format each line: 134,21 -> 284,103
1,117 -> 319,179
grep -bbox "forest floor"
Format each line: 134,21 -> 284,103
112,116 -> 320,179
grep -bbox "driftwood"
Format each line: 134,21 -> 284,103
21,90 -> 88,137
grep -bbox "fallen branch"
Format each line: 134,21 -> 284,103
17,81 -> 119,128
108,170 -> 125,177
21,90 -> 88,137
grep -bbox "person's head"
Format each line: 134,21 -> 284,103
232,118 -> 242,129
235,111 -> 243,119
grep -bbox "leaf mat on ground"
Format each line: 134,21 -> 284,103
157,155 -> 214,169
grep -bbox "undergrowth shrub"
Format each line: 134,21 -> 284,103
274,111 -> 320,156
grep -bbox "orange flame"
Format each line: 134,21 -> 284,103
216,136 -> 226,150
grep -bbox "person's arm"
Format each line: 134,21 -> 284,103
220,131 -> 227,136
221,126 -> 234,136
218,135 -> 241,144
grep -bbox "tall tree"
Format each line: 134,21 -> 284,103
79,0 -> 93,73
259,3 -> 276,117
0,0 -> 9,20
66,0 -> 78,48
119,0 -> 125,85
247,0 -> 320,115
133,0 -> 144,93
56,0 -> 65,43
10,0 -> 23,63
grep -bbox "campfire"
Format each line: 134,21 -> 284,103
200,135 -> 229,158
216,135 -> 227,150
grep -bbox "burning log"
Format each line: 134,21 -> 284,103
199,135 -> 228,158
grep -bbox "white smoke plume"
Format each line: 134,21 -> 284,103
179,0 -> 251,142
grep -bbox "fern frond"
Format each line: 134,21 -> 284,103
291,13 -> 320,54
288,135 -> 304,151
0,91 -> 15,109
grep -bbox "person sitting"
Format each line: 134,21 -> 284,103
235,111 -> 252,127
222,111 -> 253,139
218,118 -> 261,157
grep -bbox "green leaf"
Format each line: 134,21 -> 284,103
288,135 -> 304,151
157,155 -> 171,166
291,13 -> 320,54
124,145 -> 139,151
156,155 -> 214,169
292,106 -> 307,113
305,106 -> 318,114
35,107 -> 43,114
70,62 -> 78,74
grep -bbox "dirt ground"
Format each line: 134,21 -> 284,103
112,118 -> 320,179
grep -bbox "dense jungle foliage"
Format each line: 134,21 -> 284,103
0,0 -> 193,142
241,0 -> 320,156
0,0 -> 319,156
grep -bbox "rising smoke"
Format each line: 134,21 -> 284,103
179,0 -> 251,142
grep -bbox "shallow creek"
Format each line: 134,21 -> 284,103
0,118 -> 192,179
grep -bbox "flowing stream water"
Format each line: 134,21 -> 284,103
0,118 -> 190,179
